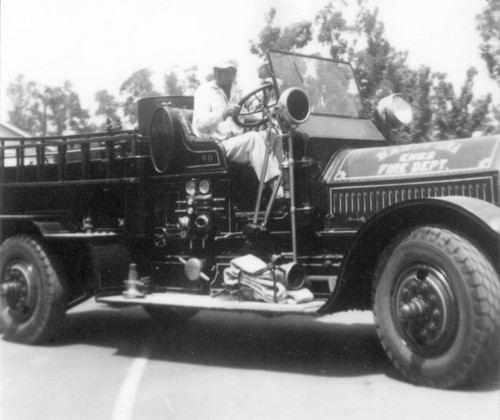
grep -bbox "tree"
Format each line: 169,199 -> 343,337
95,89 -> 120,130
477,0 -> 500,85
7,75 -> 93,136
120,68 -> 159,126
315,0 -> 357,62
183,65 -> 201,94
432,68 -> 492,139
164,67 -> 183,95
251,1 -> 494,142
46,81 -> 92,134
250,8 -> 312,57
7,74 -> 44,136
95,89 -> 119,120
164,65 -> 201,96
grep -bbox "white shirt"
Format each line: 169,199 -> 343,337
193,80 -> 244,141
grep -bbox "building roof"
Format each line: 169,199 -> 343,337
0,121 -> 30,138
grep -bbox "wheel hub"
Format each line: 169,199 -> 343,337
1,261 -> 35,321
394,265 -> 458,356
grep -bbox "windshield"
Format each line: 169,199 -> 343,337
268,51 -> 365,119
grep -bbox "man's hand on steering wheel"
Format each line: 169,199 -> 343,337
222,104 -> 242,120
232,83 -> 274,128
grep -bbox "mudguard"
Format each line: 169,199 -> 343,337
319,196 -> 500,314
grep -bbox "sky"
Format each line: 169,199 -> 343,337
1,0 -> 498,122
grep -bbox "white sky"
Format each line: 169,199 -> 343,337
1,0 -> 498,121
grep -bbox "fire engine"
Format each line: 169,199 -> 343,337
1,51 -> 499,388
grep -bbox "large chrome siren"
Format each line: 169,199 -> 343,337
277,87 -> 311,127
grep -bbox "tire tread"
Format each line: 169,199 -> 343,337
0,235 -> 66,344
373,227 -> 500,388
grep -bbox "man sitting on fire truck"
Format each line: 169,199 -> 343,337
192,59 -> 283,190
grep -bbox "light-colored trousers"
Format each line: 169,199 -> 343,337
219,130 -> 283,183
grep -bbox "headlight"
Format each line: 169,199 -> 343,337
186,179 -> 196,195
199,179 -> 211,195
278,87 -> 310,127
377,94 -> 413,129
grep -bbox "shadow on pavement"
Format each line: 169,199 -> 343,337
60,304 -> 395,380
40,303 -> 499,390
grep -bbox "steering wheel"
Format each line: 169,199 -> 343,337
233,83 -> 275,128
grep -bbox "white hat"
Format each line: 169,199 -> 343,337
213,59 -> 238,70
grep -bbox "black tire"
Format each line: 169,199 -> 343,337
143,306 -> 199,325
373,227 -> 500,388
0,235 -> 67,344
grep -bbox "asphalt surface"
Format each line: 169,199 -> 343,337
1,299 -> 498,420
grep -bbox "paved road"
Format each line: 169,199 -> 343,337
1,299 -> 498,420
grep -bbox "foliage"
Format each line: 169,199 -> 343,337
6,64 -> 204,134
120,68 -> 160,126
95,89 -> 120,122
432,68 -> 492,139
7,75 -> 44,136
477,0 -> 500,85
164,65 -> 200,95
48,81 -> 93,134
164,68 -> 183,95
315,0 -> 357,62
250,8 -> 312,57
7,75 -> 93,136
251,1 -> 495,142
7,2 -> 497,138
94,89 -> 121,131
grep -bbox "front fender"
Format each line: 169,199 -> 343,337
437,196 -> 500,233
319,196 -> 500,314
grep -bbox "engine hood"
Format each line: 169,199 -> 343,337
323,135 -> 500,184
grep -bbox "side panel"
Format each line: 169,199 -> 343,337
323,135 -> 500,184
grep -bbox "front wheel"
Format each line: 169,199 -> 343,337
373,227 -> 500,388
0,235 -> 67,344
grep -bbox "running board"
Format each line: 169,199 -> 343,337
97,292 -> 325,316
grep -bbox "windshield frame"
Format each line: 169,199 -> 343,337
267,50 -> 368,120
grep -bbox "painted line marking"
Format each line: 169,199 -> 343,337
163,397 -> 177,417
112,342 -> 151,420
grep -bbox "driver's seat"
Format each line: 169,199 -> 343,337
150,105 -> 227,173
175,108 -> 261,209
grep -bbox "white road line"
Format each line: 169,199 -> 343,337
112,342 -> 151,420
163,397 -> 177,417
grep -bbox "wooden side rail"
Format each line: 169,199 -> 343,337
0,130 -> 144,183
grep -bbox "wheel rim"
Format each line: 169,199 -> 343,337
1,260 -> 37,321
392,263 -> 458,357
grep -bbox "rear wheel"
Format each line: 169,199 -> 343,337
0,235 -> 67,343
373,227 -> 500,388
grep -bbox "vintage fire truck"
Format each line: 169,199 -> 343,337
1,51 -> 499,388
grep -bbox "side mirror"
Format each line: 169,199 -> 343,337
377,94 -> 413,130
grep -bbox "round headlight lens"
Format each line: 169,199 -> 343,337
377,94 -> 413,129
186,179 -> 196,195
392,95 -> 413,125
199,179 -> 211,195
